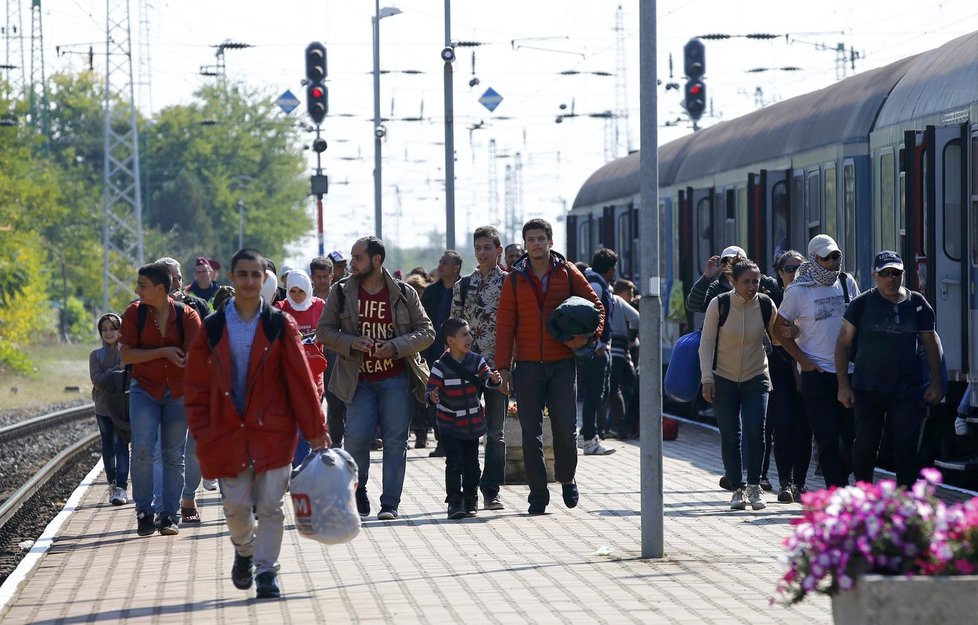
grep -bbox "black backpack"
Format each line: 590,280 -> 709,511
333,277 -> 408,313
203,303 -> 286,350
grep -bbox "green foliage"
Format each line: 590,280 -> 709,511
0,340 -> 33,375
61,296 -> 92,342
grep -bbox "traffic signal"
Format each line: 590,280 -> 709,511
307,83 -> 328,125
305,42 -> 328,125
683,38 -> 706,122
684,80 -> 706,122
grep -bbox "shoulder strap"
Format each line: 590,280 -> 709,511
204,307 -> 227,350
758,293 -> 773,329
334,277 -> 349,313
136,301 -> 185,346
839,272 -> 851,304
716,292 -> 732,327
459,275 -> 472,308
441,356 -> 485,393
262,305 -> 287,343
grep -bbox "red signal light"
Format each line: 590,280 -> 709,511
689,84 -> 702,95
311,86 -> 325,99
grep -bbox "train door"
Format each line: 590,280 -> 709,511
691,186 -> 715,268
761,169 -> 791,263
748,172 -> 767,269
906,124 -> 969,374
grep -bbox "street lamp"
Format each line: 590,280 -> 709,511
373,4 -> 403,240
230,175 -> 253,250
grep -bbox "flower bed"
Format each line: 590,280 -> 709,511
776,468 -> 978,605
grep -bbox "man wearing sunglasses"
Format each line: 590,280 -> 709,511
686,245 -> 780,314
777,234 -> 860,488
834,251 -> 943,488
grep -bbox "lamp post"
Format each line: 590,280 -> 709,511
441,0 -> 456,250
230,175 -> 252,250
372,3 -> 402,240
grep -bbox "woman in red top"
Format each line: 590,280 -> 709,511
275,268 -> 326,464
120,262 -> 201,537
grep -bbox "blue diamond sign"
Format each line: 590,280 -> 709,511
276,89 -> 301,115
478,87 -> 503,113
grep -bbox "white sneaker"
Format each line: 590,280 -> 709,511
746,484 -> 766,510
730,488 -> 747,510
583,436 -> 617,456
955,416 -> 969,436
202,478 -> 219,491
109,485 -> 128,506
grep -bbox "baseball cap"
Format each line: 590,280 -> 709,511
874,250 -> 904,272
808,234 -> 840,259
328,250 -> 347,263
720,245 -> 747,260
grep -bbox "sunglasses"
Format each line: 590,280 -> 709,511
877,268 -> 904,278
781,264 -> 800,273
817,252 -> 842,261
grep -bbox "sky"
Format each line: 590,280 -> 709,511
25,1 -> 978,264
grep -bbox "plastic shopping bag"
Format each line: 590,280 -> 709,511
290,447 -> 360,545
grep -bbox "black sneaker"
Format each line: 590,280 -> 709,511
428,444 -> 446,458
447,501 -> 466,520
231,554 -> 254,590
136,511 -> 155,537
719,476 -> 733,491
463,496 -> 479,517
561,482 -> 579,508
377,506 -> 398,521
777,484 -> 794,504
255,571 -> 280,599
759,476 -> 774,492
527,503 -> 547,515
158,515 -> 179,536
356,487 -> 370,519
484,495 -> 504,511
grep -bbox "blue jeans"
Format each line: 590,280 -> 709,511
129,380 -> 187,518
712,375 -> 769,489
95,414 -> 129,489
344,372 -> 412,510
182,433 -> 201,501
514,359 -> 579,507
578,351 -> 611,441
480,387 -> 507,499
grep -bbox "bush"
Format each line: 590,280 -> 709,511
0,339 -> 33,375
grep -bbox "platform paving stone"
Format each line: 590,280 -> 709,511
0,421 -> 831,624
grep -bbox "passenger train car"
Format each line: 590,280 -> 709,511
568,32 -> 978,475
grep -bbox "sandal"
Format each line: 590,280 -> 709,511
181,506 -> 201,523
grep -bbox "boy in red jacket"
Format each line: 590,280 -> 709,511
184,248 -> 329,600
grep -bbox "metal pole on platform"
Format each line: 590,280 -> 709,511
638,0 -> 663,559
442,0 -> 456,250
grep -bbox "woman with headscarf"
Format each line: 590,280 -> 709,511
275,269 -> 327,463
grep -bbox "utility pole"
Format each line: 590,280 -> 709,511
441,0 -> 456,250
3,0 -> 26,103
29,0 -> 46,136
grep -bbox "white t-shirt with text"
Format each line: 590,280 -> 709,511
777,274 -> 859,374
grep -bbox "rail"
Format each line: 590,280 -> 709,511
0,403 -> 94,446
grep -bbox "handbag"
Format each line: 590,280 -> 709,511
404,353 -> 431,404
103,366 -> 132,444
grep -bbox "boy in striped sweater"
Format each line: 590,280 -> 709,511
425,317 -> 502,519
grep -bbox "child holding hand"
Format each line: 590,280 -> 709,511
426,317 -> 502,519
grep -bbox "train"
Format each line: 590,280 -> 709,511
567,31 -> 978,478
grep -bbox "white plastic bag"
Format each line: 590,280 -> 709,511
290,447 -> 361,545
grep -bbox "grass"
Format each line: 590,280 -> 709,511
0,342 -> 95,411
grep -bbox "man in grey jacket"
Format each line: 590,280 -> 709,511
316,236 -> 434,522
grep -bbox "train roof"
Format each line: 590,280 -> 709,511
573,32 -> 976,210
874,31 -> 978,128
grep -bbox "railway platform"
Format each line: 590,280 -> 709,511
0,420 -> 832,624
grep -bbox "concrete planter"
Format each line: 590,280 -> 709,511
831,575 -> 978,625
503,412 -> 555,484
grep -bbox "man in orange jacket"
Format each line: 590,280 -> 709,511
184,248 -> 329,600
495,218 -> 605,515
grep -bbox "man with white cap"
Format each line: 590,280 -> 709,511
834,250 -> 943,488
777,234 -> 860,488
686,245 -> 779,314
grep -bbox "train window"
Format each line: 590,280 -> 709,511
724,190 -> 736,245
807,170 -> 821,242
697,197 -> 712,261
972,136 -> 978,267
880,151 -> 895,251
578,220 -> 591,261
844,162 -> 856,269
772,181 -> 789,259
737,187 -> 748,251
944,141 -> 962,261
824,166 -> 837,241
617,212 -> 631,277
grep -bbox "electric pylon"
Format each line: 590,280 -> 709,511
28,0 -> 45,134
613,4 -> 632,156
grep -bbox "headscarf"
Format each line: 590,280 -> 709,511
260,269 -> 278,304
787,251 -> 842,290
286,269 -> 314,312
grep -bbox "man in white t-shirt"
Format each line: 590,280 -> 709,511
776,234 -> 859,488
